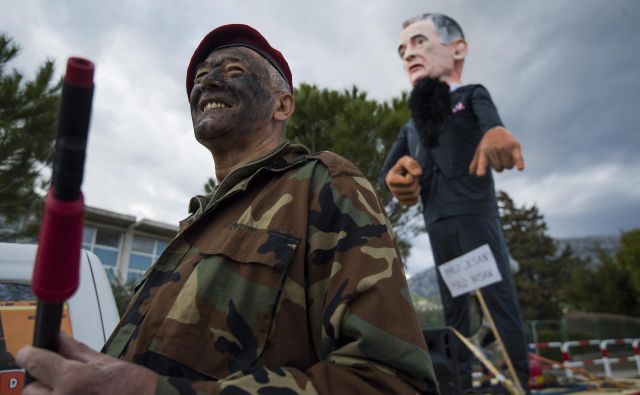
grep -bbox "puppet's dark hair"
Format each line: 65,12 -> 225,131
408,77 -> 451,148
402,14 -> 465,43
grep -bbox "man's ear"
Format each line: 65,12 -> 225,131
273,92 -> 295,122
453,39 -> 468,61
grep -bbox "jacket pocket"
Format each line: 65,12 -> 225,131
103,237 -> 199,358
149,224 -> 300,379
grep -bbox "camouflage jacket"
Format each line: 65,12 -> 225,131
104,141 -> 438,394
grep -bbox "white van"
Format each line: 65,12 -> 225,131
0,242 -> 120,394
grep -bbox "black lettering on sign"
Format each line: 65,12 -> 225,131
470,270 -> 494,283
451,279 -> 468,289
443,263 -> 461,276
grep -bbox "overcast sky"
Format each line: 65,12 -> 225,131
2,0 -> 638,276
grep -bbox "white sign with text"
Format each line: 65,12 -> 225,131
438,244 -> 502,297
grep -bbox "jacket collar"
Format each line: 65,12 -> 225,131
187,140 -> 310,218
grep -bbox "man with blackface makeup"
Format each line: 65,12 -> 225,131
380,13 -> 530,392
17,24 -> 439,395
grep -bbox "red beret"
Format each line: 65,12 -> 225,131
186,24 -> 293,98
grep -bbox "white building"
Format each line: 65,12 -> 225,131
82,206 -> 178,284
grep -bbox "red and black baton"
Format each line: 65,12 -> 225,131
28,57 -> 95,381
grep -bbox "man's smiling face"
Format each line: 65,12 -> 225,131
189,46 -> 276,145
398,19 -> 457,86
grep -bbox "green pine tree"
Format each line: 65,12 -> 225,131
566,229 -> 640,316
109,276 -> 135,317
617,229 -> 640,295
286,83 -> 419,258
203,177 -> 217,194
498,191 -> 583,319
0,33 -> 61,238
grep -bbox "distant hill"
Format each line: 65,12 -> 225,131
555,234 -> 620,267
408,266 -> 440,298
408,234 -> 621,297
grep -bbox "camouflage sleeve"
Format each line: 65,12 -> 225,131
301,163 -> 438,394
151,161 -> 438,395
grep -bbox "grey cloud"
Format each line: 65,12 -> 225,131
0,0 -> 638,244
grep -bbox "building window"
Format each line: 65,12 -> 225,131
127,236 -> 168,284
82,227 -> 96,250
82,226 -> 122,282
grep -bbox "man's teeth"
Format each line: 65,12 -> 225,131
203,102 -> 228,111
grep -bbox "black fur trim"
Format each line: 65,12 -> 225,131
408,77 -> 452,148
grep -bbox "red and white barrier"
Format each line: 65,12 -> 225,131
560,340 -> 601,378
633,338 -> 640,375
530,341 -> 563,353
599,338 -> 635,377
529,338 -> 640,379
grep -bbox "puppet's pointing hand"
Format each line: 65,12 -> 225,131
469,127 -> 525,176
385,155 -> 422,206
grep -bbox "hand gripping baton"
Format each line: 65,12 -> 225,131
27,57 -> 94,382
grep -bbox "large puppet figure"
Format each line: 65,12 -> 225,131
380,13 -> 529,392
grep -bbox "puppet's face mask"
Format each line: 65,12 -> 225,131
398,20 -> 459,86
